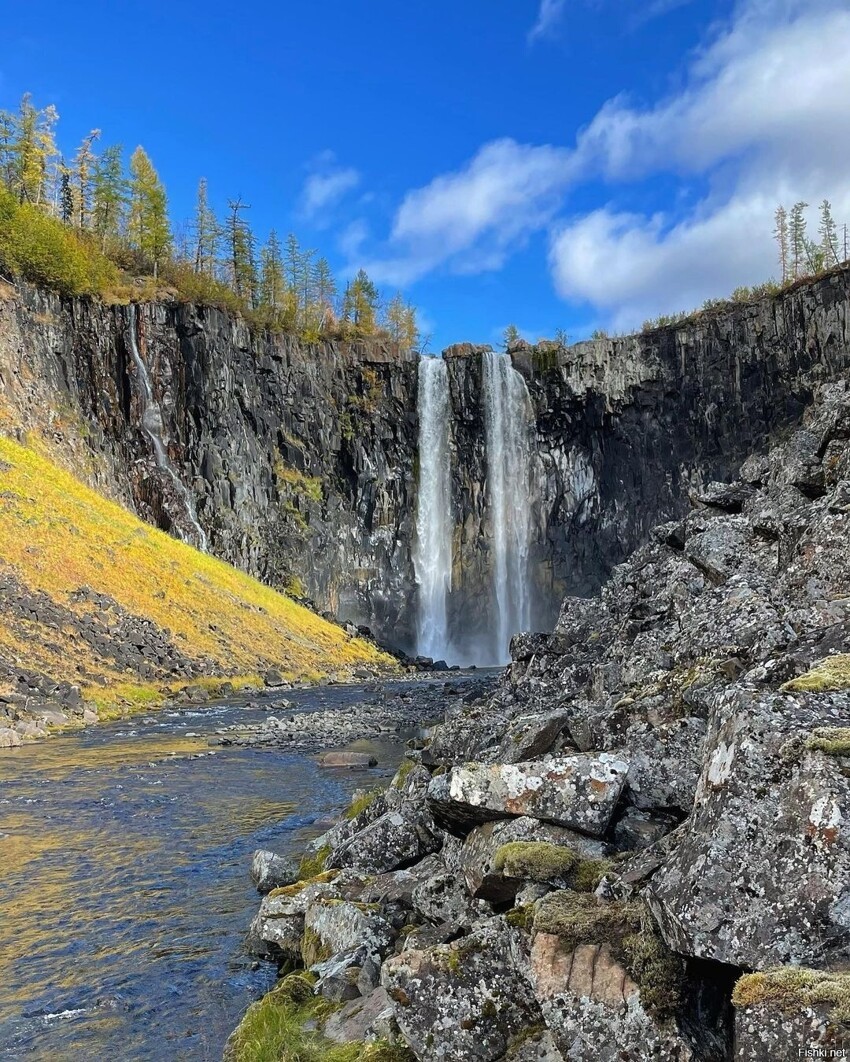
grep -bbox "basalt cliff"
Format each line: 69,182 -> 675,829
2,268 -> 849,658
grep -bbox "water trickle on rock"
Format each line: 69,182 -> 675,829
482,351 -> 534,664
127,303 -> 209,552
413,356 -> 453,661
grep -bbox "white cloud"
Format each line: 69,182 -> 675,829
300,156 -> 360,221
549,0 -> 850,326
528,0 -> 567,42
363,139 -> 573,285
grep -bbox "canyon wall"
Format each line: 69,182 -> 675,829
1,268 -> 849,656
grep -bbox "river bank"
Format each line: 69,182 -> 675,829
0,675 -> 480,1061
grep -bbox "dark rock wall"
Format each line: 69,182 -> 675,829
2,268 -> 849,655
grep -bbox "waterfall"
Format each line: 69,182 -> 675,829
482,351 -> 534,664
127,304 -> 209,552
413,356 -> 453,661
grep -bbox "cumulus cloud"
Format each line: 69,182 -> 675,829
358,0 -> 850,325
528,0 -> 568,42
548,0 -> 850,326
300,154 -> 360,221
363,139 -> 573,285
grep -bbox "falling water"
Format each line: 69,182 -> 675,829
413,356 -> 453,661
126,304 -> 209,551
482,351 -> 534,664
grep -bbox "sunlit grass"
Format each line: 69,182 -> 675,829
0,436 -> 395,705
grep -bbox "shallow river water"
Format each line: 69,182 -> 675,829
0,682 -> 414,1061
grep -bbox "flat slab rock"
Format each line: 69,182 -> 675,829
382,919 -> 540,1061
735,1000 -> 850,1060
428,753 -> 629,836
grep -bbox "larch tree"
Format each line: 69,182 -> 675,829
774,205 -> 789,283
312,256 -> 337,326
92,145 -> 126,250
128,146 -> 171,277
789,201 -> 808,279
343,269 -> 379,332
259,229 -> 286,313
72,130 -> 101,230
819,200 -> 839,268
226,198 -> 256,303
192,177 -> 219,276
503,324 -> 520,350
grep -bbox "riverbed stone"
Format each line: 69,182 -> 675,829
250,849 -> 299,893
427,754 -> 629,835
302,897 -> 396,966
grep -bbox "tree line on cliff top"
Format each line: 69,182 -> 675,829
0,93 -> 420,347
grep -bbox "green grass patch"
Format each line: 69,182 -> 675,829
298,846 -> 331,881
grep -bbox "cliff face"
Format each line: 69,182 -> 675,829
2,268 -> 849,656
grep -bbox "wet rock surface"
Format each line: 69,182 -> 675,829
238,375 -> 850,1060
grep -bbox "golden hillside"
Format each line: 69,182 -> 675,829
0,435 -> 394,711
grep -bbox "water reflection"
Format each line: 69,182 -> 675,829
0,687 -> 404,1060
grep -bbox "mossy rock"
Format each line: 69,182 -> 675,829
269,869 -> 339,898
533,890 -> 684,1018
494,841 -> 577,881
298,845 -> 332,880
807,727 -> 850,757
783,655 -> 850,693
733,967 -> 850,1023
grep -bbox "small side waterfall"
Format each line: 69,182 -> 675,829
483,351 -> 534,664
412,356 -> 453,661
127,304 -> 209,552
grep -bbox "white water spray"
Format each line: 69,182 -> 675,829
413,356 -> 453,660
127,304 -> 208,552
482,351 -> 534,664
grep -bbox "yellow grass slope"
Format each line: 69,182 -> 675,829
0,435 -> 394,699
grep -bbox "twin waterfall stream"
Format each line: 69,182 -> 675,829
413,352 -> 535,666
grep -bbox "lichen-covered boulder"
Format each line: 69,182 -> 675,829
250,849 -> 299,893
411,868 -> 492,927
329,804 -> 441,874
647,684 -> 850,969
458,817 -> 608,902
246,874 -> 340,958
733,968 -> 850,1060
525,891 -> 704,1060
302,897 -> 395,966
427,753 -> 629,835
382,919 -> 540,1061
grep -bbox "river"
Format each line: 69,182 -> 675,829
0,681 -> 418,1061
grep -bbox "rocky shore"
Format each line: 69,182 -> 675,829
232,374 -> 850,1060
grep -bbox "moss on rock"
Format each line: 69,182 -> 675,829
533,890 -> 684,1018
807,727 -> 850,757
269,869 -> 339,899
298,846 -> 332,880
494,841 -> 578,881
733,967 -> 850,1023
783,655 -> 850,693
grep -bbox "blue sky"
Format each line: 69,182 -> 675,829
3,0 -> 849,349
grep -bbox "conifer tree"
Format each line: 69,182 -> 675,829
790,201 -> 808,279
774,205 -> 789,283
128,146 -> 171,276
92,145 -> 125,250
192,177 -> 219,276
226,198 -> 256,303
0,109 -> 15,190
312,256 -> 337,325
72,130 -> 100,229
503,324 -> 520,349
58,161 -> 74,225
259,229 -> 285,312
819,199 -> 839,268
343,268 -> 379,332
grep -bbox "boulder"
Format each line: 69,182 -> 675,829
329,805 -> 441,874
427,753 -> 629,835
318,751 -> 378,768
458,817 -> 607,902
411,868 -> 492,927
302,897 -> 395,966
733,969 -> 850,1061
527,935 -> 698,1060
647,684 -> 850,969
382,920 -> 540,1061
246,875 -> 340,958
0,728 -> 21,748
322,986 -> 396,1045
250,849 -> 299,893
